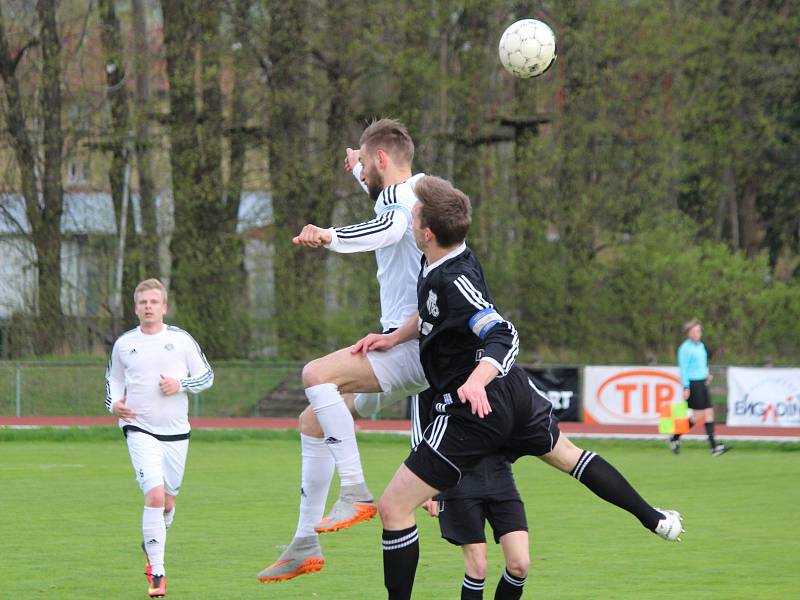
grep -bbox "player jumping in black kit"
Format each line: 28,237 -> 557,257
354,176 -> 684,600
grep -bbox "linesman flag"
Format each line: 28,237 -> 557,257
658,400 -> 690,435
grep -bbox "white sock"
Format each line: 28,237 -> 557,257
294,434 -> 335,538
163,507 -> 175,529
142,506 -> 167,576
306,383 -> 365,487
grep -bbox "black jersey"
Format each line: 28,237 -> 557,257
416,244 -> 519,395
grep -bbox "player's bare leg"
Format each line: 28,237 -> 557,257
460,543 -> 488,598
303,348 -> 382,533
379,464 -> 439,600
496,531 -> 529,599
539,434 -> 684,541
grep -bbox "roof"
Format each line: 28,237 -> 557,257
0,191 -> 273,236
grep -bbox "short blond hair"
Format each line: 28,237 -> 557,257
683,317 -> 701,334
359,118 -> 415,166
134,278 -> 168,304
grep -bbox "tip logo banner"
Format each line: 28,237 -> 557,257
727,368 -> 800,427
583,366 -> 682,425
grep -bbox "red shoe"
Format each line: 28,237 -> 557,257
148,574 -> 166,597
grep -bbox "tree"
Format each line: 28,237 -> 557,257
161,0 -> 252,357
98,0 -> 140,328
131,0 -> 159,280
0,1 -> 65,353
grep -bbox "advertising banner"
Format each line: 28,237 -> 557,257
726,368 -> 800,427
583,366 -> 682,425
523,367 -> 580,421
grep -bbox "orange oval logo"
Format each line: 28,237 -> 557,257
595,369 -> 681,422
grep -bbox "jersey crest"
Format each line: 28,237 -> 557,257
426,290 -> 439,317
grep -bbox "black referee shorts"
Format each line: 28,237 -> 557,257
438,493 -> 527,546
687,379 -> 711,410
405,367 -> 560,491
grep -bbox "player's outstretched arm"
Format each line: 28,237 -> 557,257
351,312 -> 419,355
292,224 -> 333,248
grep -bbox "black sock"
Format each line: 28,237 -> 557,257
571,450 -> 662,530
382,526 -> 419,600
705,422 -> 717,448
494,568 -> 525,599
461,574 -> 484,599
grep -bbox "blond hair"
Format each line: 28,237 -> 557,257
359,118 -> 414,166
134,278 -> 168,304
683,317 -> 701,334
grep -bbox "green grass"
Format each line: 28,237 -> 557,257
1,431 -> 797,599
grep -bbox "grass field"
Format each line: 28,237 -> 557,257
1,429 -> 797,599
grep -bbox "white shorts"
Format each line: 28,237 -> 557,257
126,431 -> 189,496
355,339 -> 428,417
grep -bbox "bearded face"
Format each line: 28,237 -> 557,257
360,147 -> 384,201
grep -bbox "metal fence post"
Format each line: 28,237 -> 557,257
194,393 -> 200,418
15,363 -> 21,417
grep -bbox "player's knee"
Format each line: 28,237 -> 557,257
466,558 -> 488,580
144,486 -> 165,508
298,406 -> 323,437
506,554 -> 529,578
301,359 -> 326,388
378,494 -> 408,528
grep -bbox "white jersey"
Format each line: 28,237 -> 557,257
326,163 -> 424,331
105,324 -> 214,437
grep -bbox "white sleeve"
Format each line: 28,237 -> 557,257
105,342 -> 126,412
179,333 -> 214,394
352,162 -> 369,194
326,205 -> 410,253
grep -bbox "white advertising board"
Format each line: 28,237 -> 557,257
583,366 -> 682,425
726,368 -> 800,427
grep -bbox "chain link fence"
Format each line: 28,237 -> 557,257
1,361 -> 730,421
0,360 -> 413,420
0,361 -> 307,418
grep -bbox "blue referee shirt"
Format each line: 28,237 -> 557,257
677,339 -> 708,388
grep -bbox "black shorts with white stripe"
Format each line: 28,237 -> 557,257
404,366 -> 560,491
438,493 -> 527,545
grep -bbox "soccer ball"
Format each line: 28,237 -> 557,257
498,19 -> 557,79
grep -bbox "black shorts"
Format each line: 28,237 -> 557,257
405,367 -> 560,491
438,494 -> 528,545
687,380 -> 711,410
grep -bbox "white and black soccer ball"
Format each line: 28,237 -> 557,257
498,19 -> 557,79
